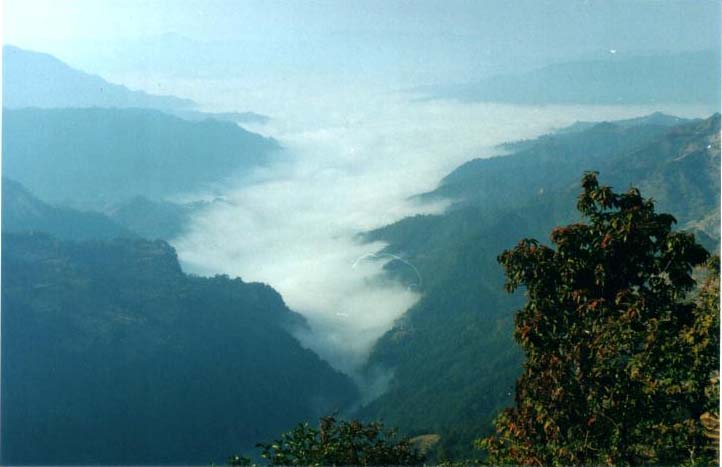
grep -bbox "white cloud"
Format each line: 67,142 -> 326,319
172,86 -> 710,390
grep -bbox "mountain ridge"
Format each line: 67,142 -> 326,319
2,107 -> 280,210
3,45 -> 197,110
420,50 -> 720,106
2,177 -> 137,240
357,113 -> 720,458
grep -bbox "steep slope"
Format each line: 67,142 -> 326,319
358,115 -> 720,458
424,114 -> 720,237
2,107 -> 279,209
2,178 -> 136,240
2,45 -> 196,110
424,50 -> 720,106
420,121 -> 674,210
1,233 -> 358,465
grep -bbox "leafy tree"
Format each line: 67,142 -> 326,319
226,454 -> 253,466
256,415 -> 425,466
693,258 -> 720,459
480,172 -> 717,465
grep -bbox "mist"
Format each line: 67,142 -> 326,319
171,85 -> 711,388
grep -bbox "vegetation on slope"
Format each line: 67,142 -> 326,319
253,415 -> 425,466
359,115 -> 720,459
482,173 -> 718,465
1,233 -> 357,465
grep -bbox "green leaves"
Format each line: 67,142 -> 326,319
483,173 -> 717,465
256,416 -> 425,466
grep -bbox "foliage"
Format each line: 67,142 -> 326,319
227,454 -> 253,466
256,415 -> 425,466
481,172 -> 717,465
360,115 -> 720,460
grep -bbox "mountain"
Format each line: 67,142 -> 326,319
173,110 -> 271,125
2,45 -> 196,110
357,114 -> 720,459
107,195 -> 205,240
2,177 -> 136,240
498,112 -> 694,153
551,111 -> 693,135
423,51 -> 720,106
428,114 -> 720,235
2,107 -> 279,209
2,233 -> 358,465
420,120 -> 674,211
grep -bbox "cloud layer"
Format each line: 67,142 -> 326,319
172,88 -> 710,387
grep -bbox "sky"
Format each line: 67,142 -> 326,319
4,0 -> 721,93
5,0 -> 720,49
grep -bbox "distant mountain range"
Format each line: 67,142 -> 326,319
2,178 -> 136,240
3,45 -> 196,111
2,176 -> 206,242
2,45 -> 271,123
2,47 -> 341,465
2,43 -> 720,464
548,111 -> 692,136
2,107 -> 279,210
174,110 -> 271,125
2,111 -> 719,464
357,114 -> 720,458
421,50 -> 721,106
2,46 -> 277,235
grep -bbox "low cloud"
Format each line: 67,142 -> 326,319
172,86 -> 710,392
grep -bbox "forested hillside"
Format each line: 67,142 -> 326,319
358,114 -> 720,458
2,233 -> 357,465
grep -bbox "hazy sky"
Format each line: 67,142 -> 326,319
4,0 -> 721,89
5,0 -> 720,47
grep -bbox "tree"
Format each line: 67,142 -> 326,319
256,415 -> 425,466
226,454 -> 252,466
480,172 -> 717,465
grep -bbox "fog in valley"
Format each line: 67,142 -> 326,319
172,92 -> 710,383
3,1 -> 720,463
5,0 -> 719,386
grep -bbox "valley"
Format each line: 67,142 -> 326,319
1,5 -> 720,462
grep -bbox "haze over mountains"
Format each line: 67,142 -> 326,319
2,178 -> 136,240
3,107 -> 278,209
3,45 -> 196,111
3,45 -> 272,124
2,20 -> 720,465
422,50 -> 721,106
